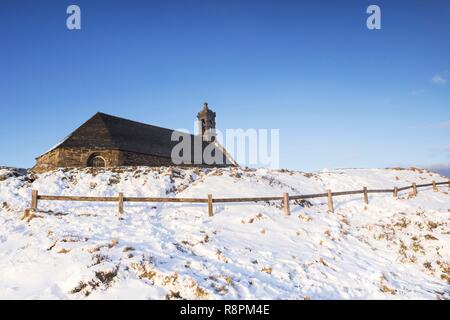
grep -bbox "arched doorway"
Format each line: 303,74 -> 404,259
87,155 -> 106,168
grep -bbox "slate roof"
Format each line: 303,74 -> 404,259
42,112 -> 234,165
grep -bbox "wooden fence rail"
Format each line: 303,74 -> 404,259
30,179 -> 450,216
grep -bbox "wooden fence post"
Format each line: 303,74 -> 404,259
393,187 -> 398,198
327,190 -> 334,213
432,180 -> 438,192
448,179 -> 450,191
31,190 -> 38,211
412,182 -> 417,196
363,187 -> 369,205
283,193 -> 290,215
208,194 -> 213,217
118,192 -> 124,214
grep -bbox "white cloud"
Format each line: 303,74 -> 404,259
432,74 -> 447,85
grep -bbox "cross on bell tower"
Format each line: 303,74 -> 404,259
197,102 -> 216,141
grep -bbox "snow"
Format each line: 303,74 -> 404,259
0,166 -> 449,299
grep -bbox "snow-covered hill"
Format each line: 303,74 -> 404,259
0,166 -> 449,299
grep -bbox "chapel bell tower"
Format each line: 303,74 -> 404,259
197,102 -> 216,141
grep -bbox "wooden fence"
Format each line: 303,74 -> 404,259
30,180 -> 450,216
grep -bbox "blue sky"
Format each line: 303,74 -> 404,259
0,0 -> 449,172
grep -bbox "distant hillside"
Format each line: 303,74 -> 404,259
427,165 -> 450,179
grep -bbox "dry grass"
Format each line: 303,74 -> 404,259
379,284 -> 397,295
70,281 -> 88,295
437,261 -> 450,283
427,221 -> 438,230
132,261 -> 157,281
180,240 -> 194,247
95,268 -> 119,287
241,213 -> 265,224
89,254 -> 109,267
423,262 -> 433,272
411,241 -> 425,254
216,249 -> 229,263
437,261 -> 450,274
162,272 -> 179,285
1,201 -> 12,212
195,286 -> 208,298
393,217 -> 409,229
165,290 -> 182,300
87,239 -> 119,253
213,284 -> 229,295
340,217 -> 350,226
294,199 -> 313,207
69,266 -> 119,296
261,266 -> 272,274
379,275 -> 397,295
319,258 -> 329,267
298,213 -> 312,222
109,239 -> 119,248
201,234 -> 210,244
441,274 -> 450,283
424,234 -> 438,240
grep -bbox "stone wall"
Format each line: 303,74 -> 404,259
58,148 -> 122,168
32,147 -> 232,172
32,147 -> 174,172
120,150 -> 173,166
32,149 -> 61,172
